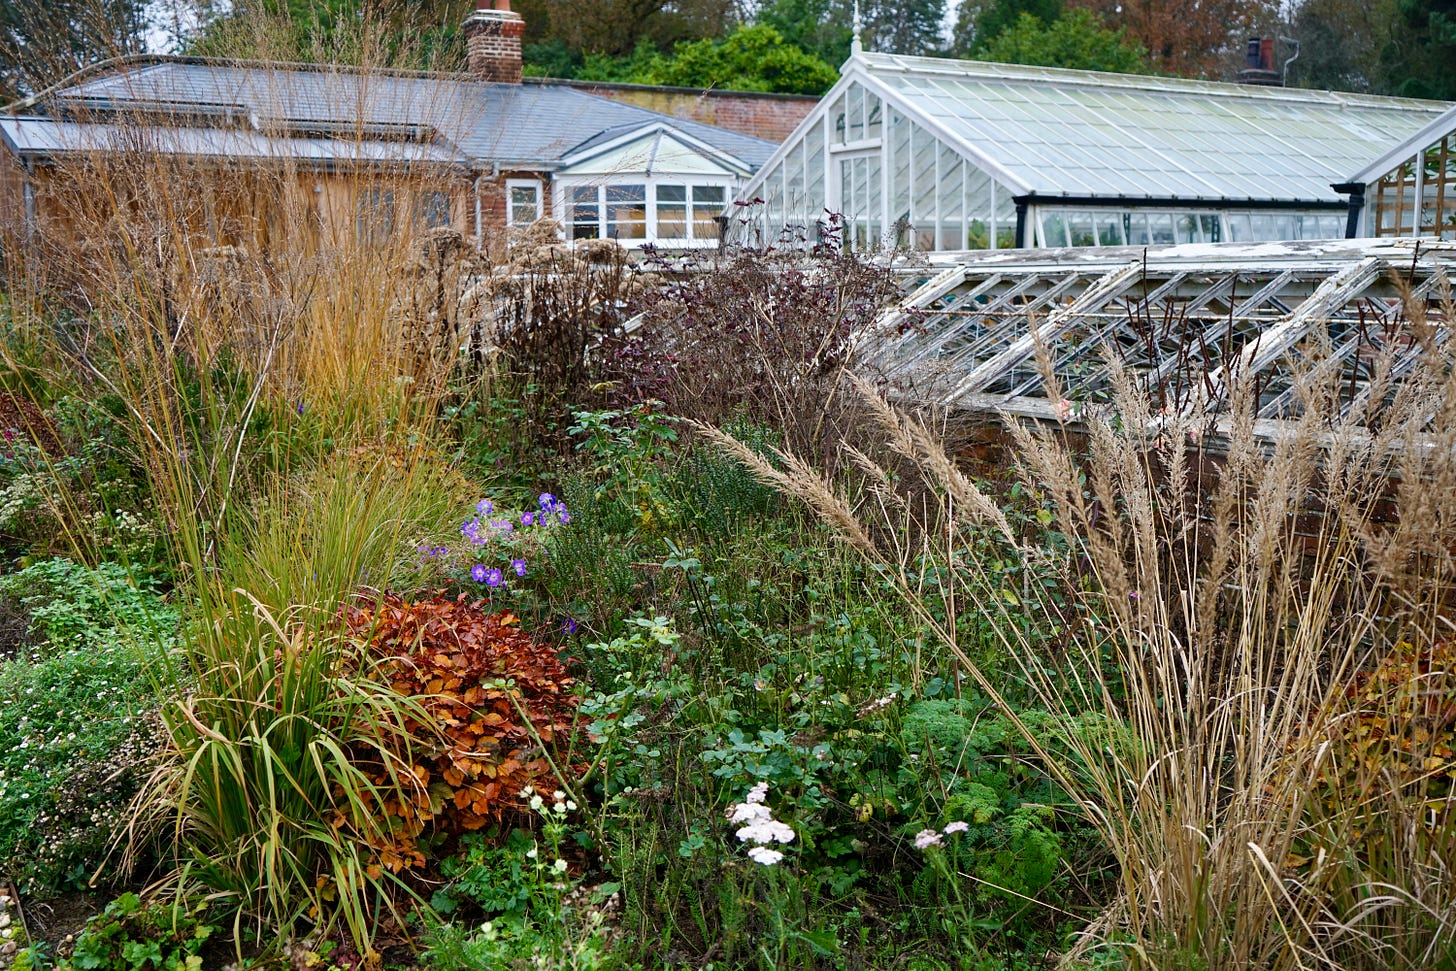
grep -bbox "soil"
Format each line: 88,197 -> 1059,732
0,391 -> 60,456
11,888 -> 107,950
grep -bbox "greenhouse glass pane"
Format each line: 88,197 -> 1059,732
805,117 -> 827,223
1199,214 -> 1221,241
787,139 -> 806,226
993,180 -> 1016,249
1148,213 -> 1175,245
939,144 -> 964,250
868,155 -> 883,244
866,94 -> 883,140
1097,213 -> 1125,245
1043,213 -> 1068,247
1226,213 -> 1253,241
1175,214 -> 1199,243
889,108 -> 911,226
847,84 -> 865,142
912,126 -> 936,233
960,164 -> 995,248
1068,212 -> 1096,246
831,93 -> 847,144
1126,212 -> 1152,245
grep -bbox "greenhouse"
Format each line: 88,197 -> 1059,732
854,237 -> 1456,435
731,51 -> 1448,252
1345,105 -> 1456,240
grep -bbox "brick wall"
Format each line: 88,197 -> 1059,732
548,81 -> 819,143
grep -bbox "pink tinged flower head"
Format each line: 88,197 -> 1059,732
1052,398 -> 1073,421
942,820 -> 969,835
746,846 -> 784,866
913,829 -> 943,850
745,781 -> 769,805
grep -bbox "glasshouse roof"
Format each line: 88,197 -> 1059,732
845,53 -> 1445,205
857,237 -> 1456,438
732,54 -> 1453,254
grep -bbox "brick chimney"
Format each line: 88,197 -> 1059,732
464,0 -> 525,84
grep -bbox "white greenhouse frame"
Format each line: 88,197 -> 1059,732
855,238 -> 1456,441
732,53 -> 1445,253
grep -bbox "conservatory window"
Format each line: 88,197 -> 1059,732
564,182 -> 731,244
691,185 -> 726,238
568,186 -> 600,239
506,180 -> 542,227
606,184 -> 647,240
657,184 -> 688,238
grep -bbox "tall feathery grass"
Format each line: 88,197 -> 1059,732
2,12 -> 487,952
698,287 -> 1456,969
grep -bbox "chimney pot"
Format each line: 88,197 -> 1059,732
463,3 -> 525,84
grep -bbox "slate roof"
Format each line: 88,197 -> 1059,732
5,57 -> 775,171
846,52 -> 1450,203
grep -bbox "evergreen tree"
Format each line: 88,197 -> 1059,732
759,0 -> 945,62
1286,0 -> 1399,92
1381,0 -> 1456,99
0,0 -> 147,101
952,0 -> 1064,55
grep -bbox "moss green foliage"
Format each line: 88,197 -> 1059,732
974,9 -> 1151,73
0,559 -> 174,894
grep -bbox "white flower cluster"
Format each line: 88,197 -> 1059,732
914,819 -> 971,850
726,781 -> 795,866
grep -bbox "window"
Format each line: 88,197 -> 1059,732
560,181 -> 732,245
690,185 -> 725,239
568,185 -> 600,239
506,180 -> 543,228
657,184 -> 688,238
418,190 -> 451,229
356,188 -> 396,243
606,184 -> 647,240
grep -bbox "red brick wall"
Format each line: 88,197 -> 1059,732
545,81 -> 819,143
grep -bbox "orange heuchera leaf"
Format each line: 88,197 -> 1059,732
336,590 -> 585,872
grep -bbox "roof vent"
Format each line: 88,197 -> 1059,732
464,0 -> 525,85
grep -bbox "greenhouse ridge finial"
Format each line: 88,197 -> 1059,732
852,0 -> 863,55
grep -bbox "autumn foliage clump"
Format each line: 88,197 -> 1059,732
339,592 -> 583,871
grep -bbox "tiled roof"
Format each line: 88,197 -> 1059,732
25,57 -> 775,171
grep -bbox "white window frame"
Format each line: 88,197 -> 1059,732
505,178 -> 544,228
552,176 -> 739,249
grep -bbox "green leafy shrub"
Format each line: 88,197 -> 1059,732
0,558 -> 173,892
14,893 -> 216,971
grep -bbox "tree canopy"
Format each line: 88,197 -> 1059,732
566,23 -> 838,94
976,9 -> 1151,73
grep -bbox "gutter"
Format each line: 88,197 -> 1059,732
1011,192 -> 1348,212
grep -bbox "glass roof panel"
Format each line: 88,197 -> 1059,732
861,53 -> 1445,202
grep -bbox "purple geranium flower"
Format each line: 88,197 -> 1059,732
538,493 -> 556,511
511,558 -> 527,577
476,498 -> 494,516
470,563 -> 488,583
483,567 -> 505,588
521,511 -> 535,526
